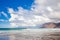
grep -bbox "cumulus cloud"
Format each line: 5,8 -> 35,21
2,0 -> 60,28
31,0 -> 60,22
8,6 -> 52,27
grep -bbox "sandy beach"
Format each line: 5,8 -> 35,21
0,29 -> 60,40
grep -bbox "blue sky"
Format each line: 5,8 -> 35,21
0,0 -> 35,28
0,0 -> 34,20
0,0 -> 60,28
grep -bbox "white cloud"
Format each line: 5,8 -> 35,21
8,7 -> 51,27
58,3 -> 60,7
31,0 -> 47,14
8,8 -> 15,14
9,13 -> 16,21
7,0 -> 60,28
0,12 -> 8,19
46,6 -> 53,12
32,0 -> 60,22
10,23 -> 17,27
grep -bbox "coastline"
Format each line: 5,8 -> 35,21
0,29 -> 60,40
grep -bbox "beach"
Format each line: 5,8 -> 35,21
0,29 -> 60,40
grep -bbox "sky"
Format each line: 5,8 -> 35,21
0,0 -> 34,20
0,0 -> 60,28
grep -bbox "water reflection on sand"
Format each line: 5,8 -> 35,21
0,29 -> 60,40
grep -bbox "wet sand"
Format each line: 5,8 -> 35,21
0,29 -> 60,40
